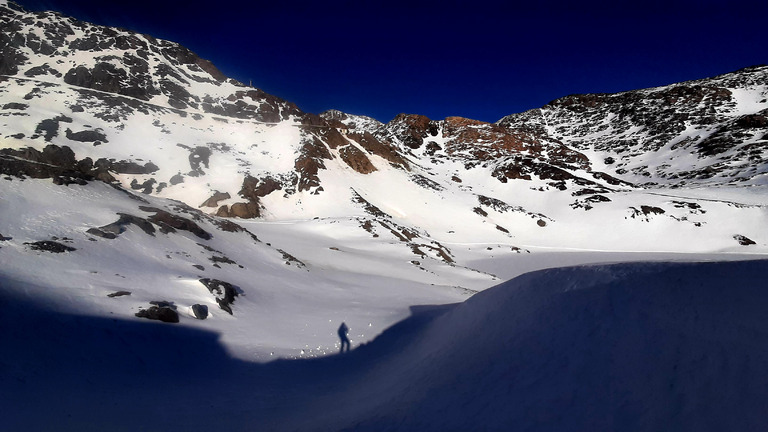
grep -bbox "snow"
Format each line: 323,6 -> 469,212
4,259 -> 768,431
2,5 -> 768,429
1,172 -> 766,430
728,86 -> 768,116
0,178 -> 474,361
3,174 -> 764,364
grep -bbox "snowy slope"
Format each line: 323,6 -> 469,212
1,0 -> 768,361
2,2 -> 768,430
0,177 -> 475,360
4,260 -> 768,431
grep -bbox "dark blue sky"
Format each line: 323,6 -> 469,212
15,0 -> 768,123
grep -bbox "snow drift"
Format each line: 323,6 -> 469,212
4,259 -> 768,431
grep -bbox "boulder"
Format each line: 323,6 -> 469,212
188,146 -> 212,173
169,173 -> 185,185
191,304 -> 209,320
110,160 -> 159,174
229,202 -> 259,219
216,205 -> 230,217
135,306 -> 179,323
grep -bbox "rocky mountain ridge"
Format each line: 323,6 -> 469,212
2,1 -> 767,221
499,65 -> 768,187
2,1 -> 766,255
0,1 -> 301,120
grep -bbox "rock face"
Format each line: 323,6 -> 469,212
497,66 -> 768,186
226,175 -> 283,218
338,145 -> 377,174
386,113 -> 437,150
0,2 -> 302,122
85,204 -> 223,243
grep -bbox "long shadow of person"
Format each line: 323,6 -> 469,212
338,322 -> 351,353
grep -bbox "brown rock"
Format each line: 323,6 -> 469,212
251,176 -> 282,198
294,136 -> 332,192
339,145 -> 377,174
229,202 -> 259,218
311,127 -> 348,149
200,191 -> 231,208
347,131 -> 408,169
387,114 -> 434,149
216,205 -> 230,217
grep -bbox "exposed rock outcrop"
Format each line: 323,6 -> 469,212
199,278 -> 239,315
24,240 -> 76,253
294,135 -> 332,193
734,234 -> 756,246
1,2 -> 304,122
88,213 -> 156,238
135,303 -> 179,323
339,145 -> 376,174
387,114 -> 436,150
139,206 -> 212,240
200,191 -> 231,208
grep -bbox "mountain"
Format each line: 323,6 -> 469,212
1,0 -> 767,349
499,67 -> 768,186
2,2 -> 768,428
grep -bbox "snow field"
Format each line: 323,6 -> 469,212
5,259 -> 768,431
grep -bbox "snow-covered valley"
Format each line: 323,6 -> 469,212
1,1 -> 768,430
5,260 -> 768,431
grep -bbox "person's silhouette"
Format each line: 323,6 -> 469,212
338,322 -> 351,353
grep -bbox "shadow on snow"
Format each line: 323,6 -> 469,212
4,259 -> 768,431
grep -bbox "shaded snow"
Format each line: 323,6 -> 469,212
3,260 -> 768,431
